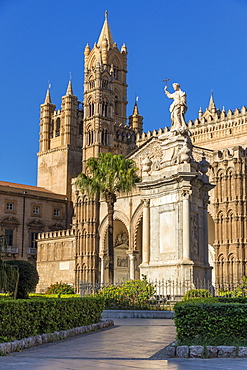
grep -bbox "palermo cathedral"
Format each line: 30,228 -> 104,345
1,14 -> 247,293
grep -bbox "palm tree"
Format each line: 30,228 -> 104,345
76,153 -> 140,283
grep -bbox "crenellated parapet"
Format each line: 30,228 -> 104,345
38,228 -> 76,240
136,127 -> 169,146
188,104 -> 247,150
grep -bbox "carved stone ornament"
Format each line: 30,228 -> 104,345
199,154 -> 210,175
117,256 -> 129,267
177,139 -> 192,164
115,232 -> 129,246
141,154 -> 152,173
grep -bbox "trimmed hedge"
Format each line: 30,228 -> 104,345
0,297 -> 104,342
174,297 -> 247,343
45,282 -> 75,295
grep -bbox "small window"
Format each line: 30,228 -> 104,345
32,206 -> 40,215
5,200 -> 16,213
30,232 -> 38,249
5,229 -> 13,246
6,203 -> 14,211
53,209 -> 61,217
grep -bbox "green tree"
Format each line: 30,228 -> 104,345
76,153 -> 140,283
0,231 -> 19,299
6,260 -> 39,299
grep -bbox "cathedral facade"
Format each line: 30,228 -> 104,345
4,15 -> 244,292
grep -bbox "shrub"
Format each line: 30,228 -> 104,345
0,296 -> 104,342
30,293 -> 80,298
182,289 -> 212,301
45,282 -> 75,295
97,278 -> 155,309
174,297 -> 247,345
5,260 -> 39,299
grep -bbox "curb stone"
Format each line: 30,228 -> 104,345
0,320 -> 114,355
163,343 -> 245,358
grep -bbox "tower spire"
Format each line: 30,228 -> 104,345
97,11 -> 114,48
66,76 -> 73,95
208,91 -> 216,113
44,83 -> 52,104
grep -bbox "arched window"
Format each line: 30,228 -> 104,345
88,130 -> 94,145
101,129 -> 108,146
218,172 -> 224,202
50,119 -> 54,138
102,102 -> 108,117
114,67 -> 118,80
102,79 -> 108,89
218,254 -> 225,285
55,118 -> 60,137
79,121 -> 83,135
89,79 -> 95,89
115,95 -> 119,115
89,102 -> 94,117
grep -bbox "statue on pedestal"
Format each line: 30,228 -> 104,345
164,82 -> 187,132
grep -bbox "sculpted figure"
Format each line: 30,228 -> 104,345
164,83 -> 187,131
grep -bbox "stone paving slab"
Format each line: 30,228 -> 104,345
1,319 -> 247,369
102,309 -> 174,319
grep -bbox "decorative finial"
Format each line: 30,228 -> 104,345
48,81 -> 51,90
105,10 -> 108,20
163,77 -> 170,88
69,72 -> 72,81
135,95 -> 139,103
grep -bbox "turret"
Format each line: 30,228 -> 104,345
39,86 -> 55,152
61,79 -> 78,146
129,99 -> 143,135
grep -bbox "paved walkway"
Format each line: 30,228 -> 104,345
1,319 -> 247,369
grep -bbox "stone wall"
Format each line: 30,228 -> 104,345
36,229 -> 76,292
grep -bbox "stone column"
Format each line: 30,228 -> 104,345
142,199 -> 150,264
183,190 -> 191,260
128,252 -> 135,280
99,252 -> 105,285
203,197 -> 209,264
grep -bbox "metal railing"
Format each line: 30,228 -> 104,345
79,278 -> 247,304
28,248 -> 37,255
6,246 -> 18,254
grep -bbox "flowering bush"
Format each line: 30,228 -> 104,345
97,277 -> 155,309
45,282 -> 75,295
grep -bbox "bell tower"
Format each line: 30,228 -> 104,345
37,81 -> 83,198
83,12 -> 128,168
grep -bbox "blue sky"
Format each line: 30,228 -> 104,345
1,0 -> 247,186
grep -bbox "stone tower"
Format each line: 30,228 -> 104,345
37,81 -> 83,198
82,12 -> 137,168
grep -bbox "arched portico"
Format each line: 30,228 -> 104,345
98,205 -> 143,283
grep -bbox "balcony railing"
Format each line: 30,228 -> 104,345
28,248 -> 37,255
6,246 -> 18,254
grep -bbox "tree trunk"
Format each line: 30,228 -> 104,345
106,192 -> 116,284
